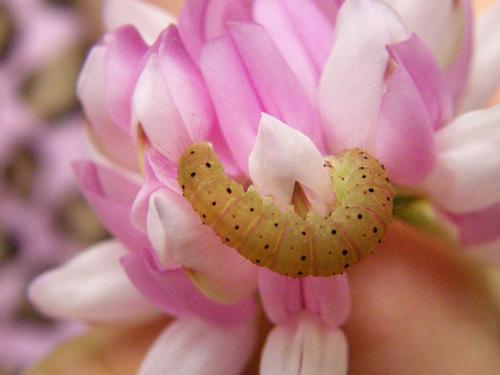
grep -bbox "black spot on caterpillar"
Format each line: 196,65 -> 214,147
178,143 -> 394,277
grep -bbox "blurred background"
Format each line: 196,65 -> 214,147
0,1 -> 108,373
0,0 -> 497,374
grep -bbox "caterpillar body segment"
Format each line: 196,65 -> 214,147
178,143 -> 394,277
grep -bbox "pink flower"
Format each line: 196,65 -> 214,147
29,0 -> 500,374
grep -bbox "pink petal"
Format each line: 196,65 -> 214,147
147,189 -> 258,304
383,0 -> 473,104
73,160 -> 150,252
199,35 -> 262,174
249,114 -> 333,214
260,314 -> 348,375
102,26 -> 149,131
178,0 -> 252,60
423,106 -> 500,213
133,26 -> 214,162
131,149 -> 179,231
319,0 -> 407,153
258,270 -> 303,324
121,251 -> 256,325
459,3 -> 500,112
200,21 -> 326,175
252,0 -> 335,97
375,41 -> 436,186
314,0 -> 342,22
227,22 -> 325,152
388,34 -> 452,129
104,0 -> 175,44
258,269 -> 350,327
77,45 -> 129,163
28,241 -> 159,323
77,26 -> 147,170
302,276 -> 351,328
382,0 -> 455,61
139,316 -> 257,375
452,202 -> 500,247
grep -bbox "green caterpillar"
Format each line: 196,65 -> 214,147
178,143 -> 393,277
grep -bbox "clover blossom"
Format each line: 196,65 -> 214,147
29,0 -> 500,374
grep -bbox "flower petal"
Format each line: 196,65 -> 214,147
139,316 -> 257,375
249,114 -> 333,214
383,0 -> 473,105
132,26 -> 214,162
423,106 -> 500,213
258,270 -> 350,327
387,34 -> 453,129
101,26 -> 149,131
459,2 -> 500,112
375,41 -> 436,186
302,276 -> 351,327
227,22 -> 325,152
444,0 -> 473,105
452,202 -> 500,247
28,240 -> 159,323
258,270 -> 303,324
260,314 -> 348,375
131,149 -> 178,231
121,251 -> 256,325
253,0 -> 335,97
104,0 -> 175,44
73,160 -> 150,252
382,0 -> 454,61
178,0 -> 252,60
319,0 -> 407,153
77,26 -> 147,170
147,189 -> 258,304
199,35 -> 261,174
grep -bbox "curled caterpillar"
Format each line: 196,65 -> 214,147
178,143 -> 394,277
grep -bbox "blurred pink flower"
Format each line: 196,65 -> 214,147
29,0 -> 500,374
0,0 -> 104,372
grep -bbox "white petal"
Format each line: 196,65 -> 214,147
28,240 -> 159,323
423,106 -> 500,213
147,189 -> 258,304
459,3 -> 500,112
260,313 -> 348,375
249,114 -> 333,214
319,0 -> 407,152
383,0 -> 454,64
104,0 -> 175,44
139,316 -> 256,375
132,53 -> 192,161
77,45 -> 108,125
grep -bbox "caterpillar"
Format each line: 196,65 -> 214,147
178,143 -> 394,277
